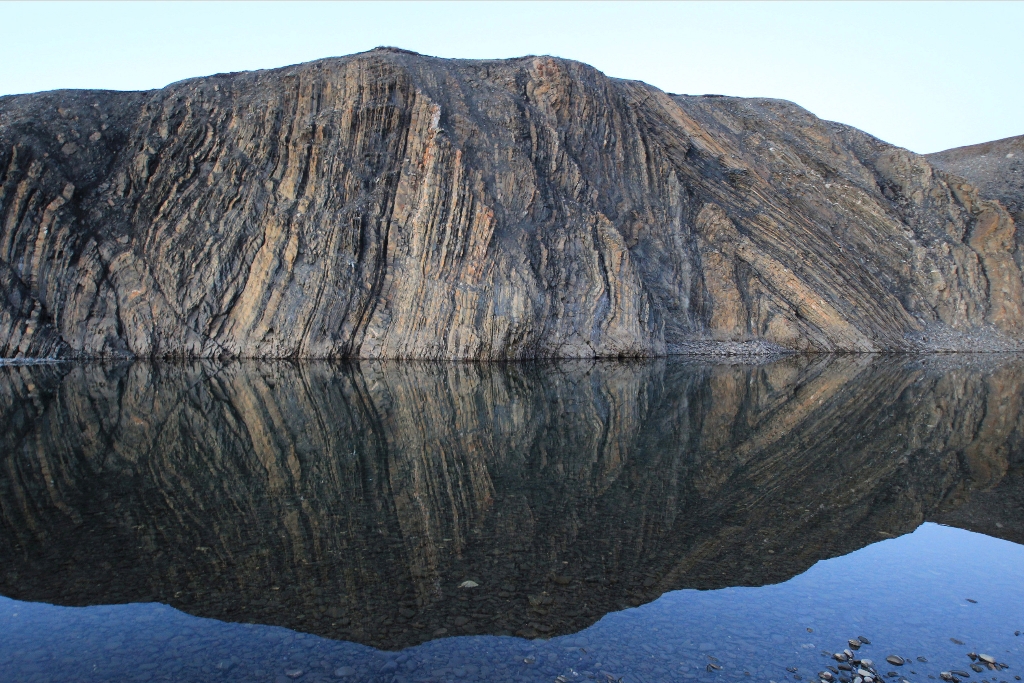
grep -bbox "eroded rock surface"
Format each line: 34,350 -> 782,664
927,134 -> 1024,225
1,49 -> 1023,358
1,356 -> 1022,648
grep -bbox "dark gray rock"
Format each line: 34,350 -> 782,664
927,135 -> 1024,220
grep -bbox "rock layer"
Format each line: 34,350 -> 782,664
1,49 -> 1023,359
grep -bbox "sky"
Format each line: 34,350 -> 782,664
1,1 -> 1021,155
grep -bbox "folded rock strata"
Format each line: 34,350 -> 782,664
1,48 -> 1022,359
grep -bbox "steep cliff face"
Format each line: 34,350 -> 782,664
1,49 -> 1022,359
2,357 -> 1022,648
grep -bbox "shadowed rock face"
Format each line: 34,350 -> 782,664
1,49 -> 1023,359
1,357 -> 1021,650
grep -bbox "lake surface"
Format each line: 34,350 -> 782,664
1,355 -> 1022,682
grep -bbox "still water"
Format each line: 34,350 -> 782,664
0,355 -> 1021,682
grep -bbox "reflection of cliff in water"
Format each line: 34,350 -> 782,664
1,356 -> 1022,649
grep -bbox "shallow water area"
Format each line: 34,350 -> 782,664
1,355 -> 1022,682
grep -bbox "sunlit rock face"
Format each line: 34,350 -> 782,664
1,356 -> 1021,649
1,49 -> 1023,359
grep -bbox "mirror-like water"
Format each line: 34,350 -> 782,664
1,356 -> 1022,682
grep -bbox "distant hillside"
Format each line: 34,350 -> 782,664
927,135 -> 1024,220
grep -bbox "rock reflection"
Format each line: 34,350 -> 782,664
0,355 -> 1021,650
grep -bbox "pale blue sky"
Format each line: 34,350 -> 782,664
2,1 -> 1021,154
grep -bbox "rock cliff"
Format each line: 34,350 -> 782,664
2,356 -> 1021,648
2,48 -> 1023,359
